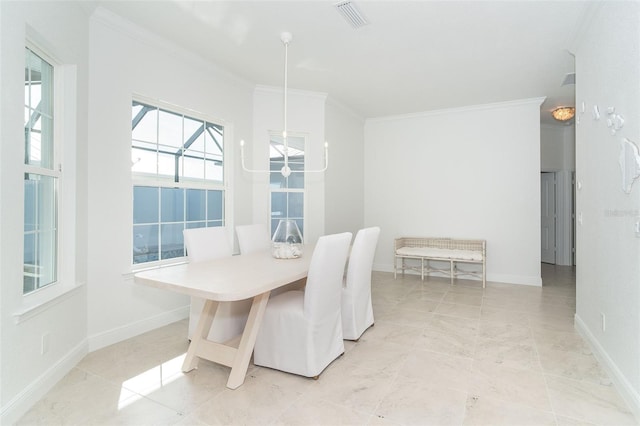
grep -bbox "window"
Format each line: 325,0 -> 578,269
24,47 -> 58,295
269,134 -> 304,237
131,100 -> 225,265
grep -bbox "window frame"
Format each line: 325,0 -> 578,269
23,43 -> 61,296
15,36 -> 84,321
268,131 -> 306,239
130,96 -> 232,270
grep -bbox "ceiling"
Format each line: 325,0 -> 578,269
93,0 -> 592,123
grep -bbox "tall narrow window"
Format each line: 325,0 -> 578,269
24,47 -> 58,294
131,100 -> 226,265
269,134 -> 305,237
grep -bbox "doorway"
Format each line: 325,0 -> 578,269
541,172 -> 556,264
541,171 -> 575,266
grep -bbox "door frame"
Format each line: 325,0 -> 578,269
541,170 -> 574,266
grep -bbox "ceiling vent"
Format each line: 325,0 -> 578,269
562,72 -> 576,86
334,1 -> 369,29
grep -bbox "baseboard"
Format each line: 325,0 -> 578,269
0,339 -> 88,425
88,305 -> 189,352
373,264 -> 541,286
486,273 -> 541,286
575,313 -> 640,421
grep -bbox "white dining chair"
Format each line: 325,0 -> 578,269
235,223 -> 271,254
253,232 -> 352,378
341,226 -> 380,340
183,226 -> 251,343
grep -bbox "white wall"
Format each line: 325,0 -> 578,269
249,86 -> 327,243
573,1 -> 640,417
541,123 -> 575,172
0,2 -> 89,423
365,98 -> 544,286
86,8 -> 254,349
324,98 -> 365,235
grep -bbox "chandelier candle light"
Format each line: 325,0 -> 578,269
239,31 -> 329,177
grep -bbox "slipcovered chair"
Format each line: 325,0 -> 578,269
236,223 -> 305,295
253,232 -> 352,378
183,226 -> 251,342
235,223 -> 271,254
341,226 -> 380,340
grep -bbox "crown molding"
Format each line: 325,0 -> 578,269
366,97 -> 547,124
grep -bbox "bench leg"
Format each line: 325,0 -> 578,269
482,261 -> 486,288
450,260 -> 454,285
394,256 -> 397,279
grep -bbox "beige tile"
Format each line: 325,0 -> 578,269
533,328 -> 592,355
529,313 -> 578,333
375,375 -> 467,425
463,394 -> 556,425
359,320 -> 423,348
18,268 -> 638,426
546,375 -> 637,425
477,320 -> 533,342
480,305 -> 530,325
424,313 -> 479,337
474,337 -> 542,371
274,396 -> 371,425
538,347 -> 611,385
415,327 -> 477,358
435,302 -> 482,319
118,355 -> 229,413
16,368 -> 182,426
367,413 -> 405,425
442,292 -> 483,306
554,415 -> 599,426
469,360 -> 551,411
402,287 -> 447,302
190,373 -> 304,425
341,339 -> 412,375
303,361 -> 395,413
391,298 -> 440,315
398,349 -> 473,393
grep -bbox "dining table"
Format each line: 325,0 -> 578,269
133,245 -> 314,389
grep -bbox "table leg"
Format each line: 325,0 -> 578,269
182,299 -> 219,372
226,291 -> 270,389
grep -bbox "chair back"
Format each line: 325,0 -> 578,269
346,227 -> 380,298
304,232 -> 352,321
236,223 -> 271,254
183,226 -> 232,263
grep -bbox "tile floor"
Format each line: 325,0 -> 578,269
18,265 -> 638,425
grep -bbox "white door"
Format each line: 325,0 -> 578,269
541,172 -> 556,264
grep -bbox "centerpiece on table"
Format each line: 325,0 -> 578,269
272,219 -> 303,259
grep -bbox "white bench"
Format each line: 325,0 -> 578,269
394,237 -> 486,288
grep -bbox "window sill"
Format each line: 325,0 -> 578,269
123,259 -> 188,280
13,281 -> 86,324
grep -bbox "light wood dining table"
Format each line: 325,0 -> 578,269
133,246 -> 313,389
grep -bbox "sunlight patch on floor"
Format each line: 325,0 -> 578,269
118,353 -> 186,410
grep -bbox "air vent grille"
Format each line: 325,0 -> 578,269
334,1 -> 369,29
562,72 -> 576,86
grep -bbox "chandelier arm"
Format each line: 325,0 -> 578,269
240,140 -> 270,173
240,32 -> 328,177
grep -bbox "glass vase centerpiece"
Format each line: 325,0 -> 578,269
272,219 -> 303,259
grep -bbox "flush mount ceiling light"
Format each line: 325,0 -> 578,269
552,106 -> 576,122
241,32 -> 328,177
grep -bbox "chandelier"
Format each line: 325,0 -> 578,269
241,32 -> 328,177
551,106 -> 576,122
